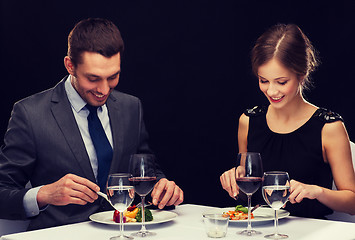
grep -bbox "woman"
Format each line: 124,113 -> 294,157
220,24 -> 355,218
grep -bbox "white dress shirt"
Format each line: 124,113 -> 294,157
23,76 -> 113,217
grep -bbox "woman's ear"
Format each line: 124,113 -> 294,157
298,75 -> 307,86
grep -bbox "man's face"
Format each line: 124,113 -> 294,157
66,52 -> 121,107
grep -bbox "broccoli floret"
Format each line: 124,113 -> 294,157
235,205 -> 248,213
135,207 -> 153,222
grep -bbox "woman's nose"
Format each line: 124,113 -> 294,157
267,83 -> 278,96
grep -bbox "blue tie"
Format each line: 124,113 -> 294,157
86,105 -> 113,192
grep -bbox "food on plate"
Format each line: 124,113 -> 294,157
113,210 -> 127,223
125,206 -> 139,218
135,207 -> 154,222
222,205 -> 253,220
112,205 -> 153,223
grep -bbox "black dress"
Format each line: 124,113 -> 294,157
245,106 -> 343,219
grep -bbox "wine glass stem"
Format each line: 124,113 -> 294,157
140,196 -> 147,232
247,194 -> 252,232
119,211 -> 124,236
274,209 -> 279,235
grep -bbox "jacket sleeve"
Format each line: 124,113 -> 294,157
0,101 -> 36,220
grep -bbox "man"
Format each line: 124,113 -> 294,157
0,18 -> 183,230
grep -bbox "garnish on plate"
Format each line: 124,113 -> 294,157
112,205 -> 153,223
222,205 -> 253,220
135,207 -> 153,222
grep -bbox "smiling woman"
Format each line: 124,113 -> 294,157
220,23 -> 355,219
251,24 -> 318,94
257,58 -> 303,109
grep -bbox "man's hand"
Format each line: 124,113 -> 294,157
37,174 -> 99,208
150,178 -> 183,209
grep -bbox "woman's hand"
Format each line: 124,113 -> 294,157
220,167 -> 242,199
289,179 -> 323,204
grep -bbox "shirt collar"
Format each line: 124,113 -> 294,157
64,75 -> 88,113
65,75 -> 107,113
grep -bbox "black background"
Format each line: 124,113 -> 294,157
1,1 -> 354,208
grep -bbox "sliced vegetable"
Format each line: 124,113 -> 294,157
125,207 -> 139,218
127,204 -> 137,212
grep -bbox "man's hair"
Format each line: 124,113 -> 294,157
67,18 -> 124,66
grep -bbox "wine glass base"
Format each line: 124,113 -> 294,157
238,229 -> 262,236
264,233 -> 288,239
131,231 -> 156,238
110,235 -> 134,240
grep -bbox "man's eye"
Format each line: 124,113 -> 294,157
88,78 -> 99,82
108,75 -> 119,81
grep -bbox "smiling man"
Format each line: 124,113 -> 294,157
67,52 -> 121,106
0,18 -> 183,230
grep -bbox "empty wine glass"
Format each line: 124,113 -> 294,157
106,173 -> 135,240
262,171 -> 290,239
129,154 -> 157,237
235,152 -> 263,236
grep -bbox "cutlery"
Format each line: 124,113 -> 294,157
136,201 -> 153,208
251,204 -> 270,212
97,191 -> 109,201
251,204 -> 260,213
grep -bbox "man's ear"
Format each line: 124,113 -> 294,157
64,56 -> 75,75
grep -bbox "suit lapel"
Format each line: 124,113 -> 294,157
50,79 -> 96,182
106,93 -> 125,174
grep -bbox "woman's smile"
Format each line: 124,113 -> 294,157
269,95 -> 285,103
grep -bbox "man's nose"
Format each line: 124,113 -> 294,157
97,80 -> 110,95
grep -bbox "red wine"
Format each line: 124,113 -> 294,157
236,177 -> 262,195
129,177 -> 157,196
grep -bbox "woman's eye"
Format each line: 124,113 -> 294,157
259,79 -> 268,84
278,81 -> 287,85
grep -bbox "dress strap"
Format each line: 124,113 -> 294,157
312,108 -> 344,123
244,106 -> 268,117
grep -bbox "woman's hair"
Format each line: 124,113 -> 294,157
251,24 -> 319,91
67,18 -> 124,67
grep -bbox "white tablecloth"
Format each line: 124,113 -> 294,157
1,204 -> 355,240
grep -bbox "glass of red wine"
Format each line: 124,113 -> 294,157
129,154 -> 157,237
235,152 -> 263,236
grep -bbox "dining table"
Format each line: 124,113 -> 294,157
1,204 -> 354,240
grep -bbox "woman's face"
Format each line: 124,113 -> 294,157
257,58 -> 303,109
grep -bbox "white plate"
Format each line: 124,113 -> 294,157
206,207 -> 289,223
89,210 -> 178,225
